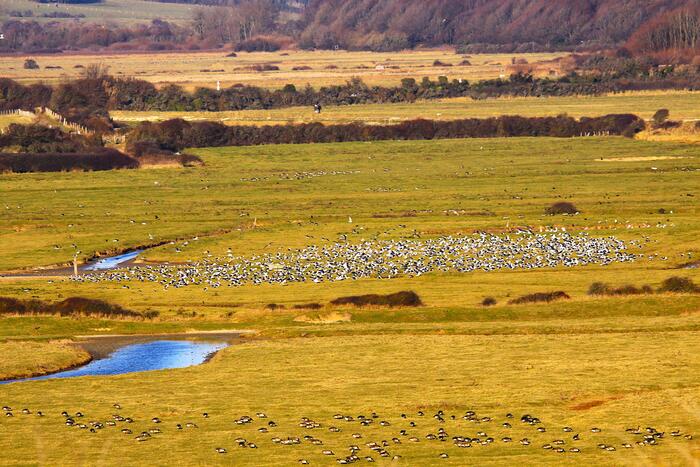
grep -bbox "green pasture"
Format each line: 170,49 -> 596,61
0,0 -> 199,24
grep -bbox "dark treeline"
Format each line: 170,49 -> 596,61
127,114 -> 646,151
3,70 -> 698,129
0,149 -> 138,173
0,123 -> 100,153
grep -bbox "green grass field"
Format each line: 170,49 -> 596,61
0,134 -> 699,464
0,0 -> 200,24
111,91 -> 700,127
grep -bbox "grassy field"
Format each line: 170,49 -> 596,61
0,0 -> 201,24
0,50 -> 567,90
0,327 -> 698,464
0,134 -> 698,464
112,91 -> 700,127
0,340 -> 90,380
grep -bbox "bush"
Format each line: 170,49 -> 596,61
588,282 -> 653,296
0,296 -> 156,319
433,60 -> 452,67
508,291 -> 570,305
0,149 -> 138,173
481,297 -> 497,306
23,59 -> 39,70
330,291 -> 423,307
657,277 -> 700,293
545,202 -> 579,215
652,108 -> 670,127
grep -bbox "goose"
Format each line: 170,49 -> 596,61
591,427 -> 601,433
322,450 -> 334,456
520,438 -> 530,446
215,448 -> 227,454
298,460 -> 309,465
572,434 -> 580,441
439,453 -> 449,459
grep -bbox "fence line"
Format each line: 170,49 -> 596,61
36,107 -> 94,136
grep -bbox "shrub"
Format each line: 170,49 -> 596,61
545,202 -> 579,215
657,276 -> 700,293
0,150 -> 138,173
508,291 -> 570,305
23,59 -> 39,70
459,60 -> 472,66
0,296 -> 156,319
433,60 -> 452,67
652,108 -> 670,127
330,291 -> 423,307
265,303 -> 285,310
481,296 -> 497,306
588,282 -> 653,296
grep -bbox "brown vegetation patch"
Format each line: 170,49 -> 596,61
330,291 -> 423,308
571,396 -> 622,411
0,296 -> 157,319
508,291 -> 570,305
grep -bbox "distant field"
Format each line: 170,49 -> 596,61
0,0 -> 200,24
112,91 -> 700,126
0,50 -> 568,90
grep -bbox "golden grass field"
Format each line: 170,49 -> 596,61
112,90 -> 700,127
0,340 -> 90,380
0,50 -> 567,90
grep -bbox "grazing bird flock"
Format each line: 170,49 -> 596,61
73,232 -> 639,289
0,404 -> 692,463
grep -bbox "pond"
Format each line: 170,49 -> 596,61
2,340 -> 228,384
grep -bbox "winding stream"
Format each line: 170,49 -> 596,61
3,340 -> 228,384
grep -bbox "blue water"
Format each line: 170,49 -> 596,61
2,340 -> 227,384
83,250 -> 142,271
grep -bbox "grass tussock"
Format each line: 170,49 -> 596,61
481,297 -> 497,306
330,291 -> 423,308
588,282 -> 654,296
0,296 -> 158,319
508,291 -> 570,305
545,201 -> 579,215
589,277 -> 699,296
658,276 -> 700,293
